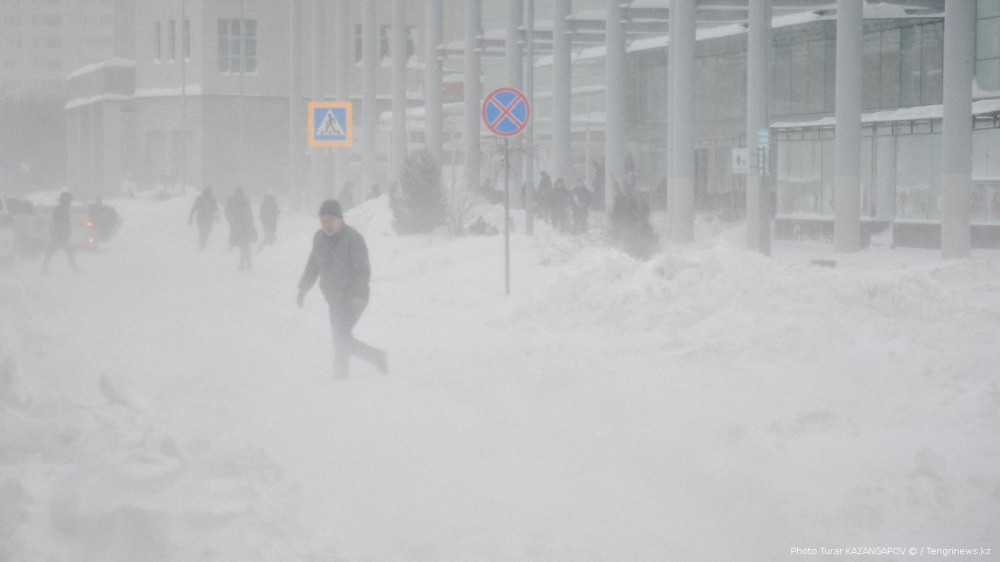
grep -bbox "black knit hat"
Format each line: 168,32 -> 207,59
318,199 -> 342,218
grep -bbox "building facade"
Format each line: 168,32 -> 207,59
59,0 -> 1000,249
1,0 -> 132,193
124,0 -> 464,203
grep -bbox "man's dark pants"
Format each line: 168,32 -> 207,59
329,301 -> 384,379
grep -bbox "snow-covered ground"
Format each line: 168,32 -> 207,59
1,191 -> 998,561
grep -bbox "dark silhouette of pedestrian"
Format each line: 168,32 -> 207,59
297,199 -> 387,379
571,182 -> 593,233
592,161 -> 606,211
550,178 -> 571,232
42,191 -> 79,273
536,171 -> 553,224
188,186 -> 218,250
258,192 -> 280,248
654,178 -> 668,211
225,187 -> 257,270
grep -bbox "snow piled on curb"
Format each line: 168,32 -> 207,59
1,193 -> 998,560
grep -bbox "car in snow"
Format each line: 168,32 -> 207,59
35,202 -> 98,249
2,196 -> 48,258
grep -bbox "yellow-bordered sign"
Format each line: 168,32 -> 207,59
308,101 -> 353,147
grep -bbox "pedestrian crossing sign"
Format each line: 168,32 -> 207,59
308,101 -> 352,147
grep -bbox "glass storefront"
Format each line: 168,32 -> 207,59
776,118 -> 1000,225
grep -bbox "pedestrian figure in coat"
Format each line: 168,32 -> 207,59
571,182 -> 593,234
592,161 -> 606,211
298,199 -> 387,379
536,171 -> 553,224
258,191 -> 280,249
550,178 -> 571,232
225,187 -> 257,270
188,186 -> 218,250
42,191 -> 80,273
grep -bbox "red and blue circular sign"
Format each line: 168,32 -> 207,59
482,87 -> 530,137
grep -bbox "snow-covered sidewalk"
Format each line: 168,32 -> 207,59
1,193 -> 998,560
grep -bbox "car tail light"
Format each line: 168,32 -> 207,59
86,221 -> 93,228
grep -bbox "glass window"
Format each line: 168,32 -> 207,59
874,135 -> 897,220
168,20 -> 176,61
978,17 -> 1000,59
899,24 -> 921,106
773,44 -> 791,116
354,24 -> 362,63
863,32 -> 882,111
972,127 -> 1000,180
154,21 -> 161,61
790,42 -> 810,114
805,40 -> 826,114
976,16 -> 1000,92
920,22 -> 943,105
777,139 -> 826,215
896,132 -> 942,219
880,29 -> 900,109
218,18 -> 257,74
978,62 -> 1000,93
980,0 -> 1000,19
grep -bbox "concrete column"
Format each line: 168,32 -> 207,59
553,0 -> 572,186
745,0 -> 771,254
362,0 -> 377,196
425,0 -> 444,164
523,0 -> 535,234
465,0 -> 482,192
506,0 -> 524,208
668,0 -> 696,244
334,0 -> 350,199
289,0 -> 304,207
308,0 -> 325,205
941,0 -> 976,258
391,0 -> 408,185
834,0 -> 862,252
604,0 -> 625,210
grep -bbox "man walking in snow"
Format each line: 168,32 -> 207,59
258,191 -> 280,249
297,199 -> 387,379
188,186 -> 218,250
41,191 -> 80,273
225,187 -> 257,270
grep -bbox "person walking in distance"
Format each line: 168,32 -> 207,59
188,186 -> 218,250
41,191 -> 80,273
258,191 -> 280,249
297,200 -> 387,379
225,187 -> 257,270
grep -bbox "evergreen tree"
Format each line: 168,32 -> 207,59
389,149 -> 446,234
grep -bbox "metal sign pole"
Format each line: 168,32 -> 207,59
504,137 -> 511,296
482,86 -> 529,296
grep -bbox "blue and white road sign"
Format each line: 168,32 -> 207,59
482,87 -> 530,137
308,101 -> 353,147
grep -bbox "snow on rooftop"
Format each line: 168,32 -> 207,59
65,57 -> 135,81
772,98 -> 1000,129
133,84 -> 204,98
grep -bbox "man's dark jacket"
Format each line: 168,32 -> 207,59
50,201 -> 72,242
298,225 -> 371,305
